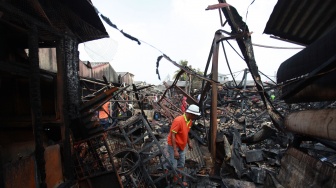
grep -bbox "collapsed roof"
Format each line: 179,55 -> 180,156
264,0 -> 336,103
264,0 -> 336,46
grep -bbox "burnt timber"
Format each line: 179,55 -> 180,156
0,0 -> 335,188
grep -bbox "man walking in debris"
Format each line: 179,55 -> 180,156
167,104 -> 200,186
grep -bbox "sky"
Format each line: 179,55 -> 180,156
78,0 -> 304,85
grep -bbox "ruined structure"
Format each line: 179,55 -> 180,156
0,0 -> 109,187
0,0 -> 335,188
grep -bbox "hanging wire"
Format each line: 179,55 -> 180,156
233,70 -> 243,79
138,39 -> 164,54
258,70 -> 276,84
278,67 -> 336,87
252,43 -> 305,49
221,41 -> 238,86
226,41 -> 245,60
259,67 -> 336,99
87,0 -> 309,90
221,69 -> 245,76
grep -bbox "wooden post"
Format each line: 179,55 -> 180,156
210,31 -> 221,166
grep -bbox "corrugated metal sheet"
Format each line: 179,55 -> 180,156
92,63 -> 118,83
78,62 -> 119,83
79,61 -> 92,78
264,0 -> 336,45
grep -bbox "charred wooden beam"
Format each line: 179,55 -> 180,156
132,84 -> 146,118
28,24 -> 46,188
173,85 -> 198,105
158,70 -> 185,103
80,87 -> 119,111
218,0 -> 285,132
162,97 -> 181,113
157,54 -> 217,84
56,35 -> 79,181
199,81 -> 211,109
242,125 -> 277,144
285,109 -> 336,140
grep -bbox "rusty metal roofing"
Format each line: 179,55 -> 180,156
264,0 -> 336,45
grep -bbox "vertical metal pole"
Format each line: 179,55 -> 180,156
210,31 -> 221,164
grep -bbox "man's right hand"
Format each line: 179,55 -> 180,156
174,150 -> 180,159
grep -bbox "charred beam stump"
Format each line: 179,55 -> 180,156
56,36 -> 79,181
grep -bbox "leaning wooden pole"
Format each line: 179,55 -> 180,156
210,31 -> 221,164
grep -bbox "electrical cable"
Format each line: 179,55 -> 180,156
221,41 -> 237,86
226,41 -> 245,60
252,43 -> 305,49
221,69 -> 245,76
258,70 -> 276,84
233,70 -> 243,79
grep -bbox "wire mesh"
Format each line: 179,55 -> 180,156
73,126 -> 155,187
73,134 -> 114,180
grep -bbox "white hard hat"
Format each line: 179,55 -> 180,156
186,104 -> 201,116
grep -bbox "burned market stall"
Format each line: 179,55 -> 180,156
1,0 -> 335,188
75,0 -> 336,187
0,0 -> 109,187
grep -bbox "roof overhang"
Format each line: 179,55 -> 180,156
264,0 -> 336,46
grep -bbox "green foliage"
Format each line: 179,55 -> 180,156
172,60 -> 204,92
172,60 -> 189,81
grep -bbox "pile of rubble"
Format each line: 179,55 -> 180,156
73,76 -> 336,188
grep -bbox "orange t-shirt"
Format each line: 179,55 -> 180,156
167,114 -> 192,150
99,102 -> 110,119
